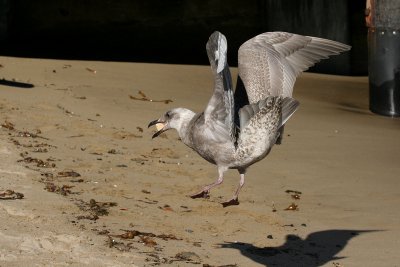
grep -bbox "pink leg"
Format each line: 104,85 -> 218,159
222,173 -> 245,207
190,166 -> 227,199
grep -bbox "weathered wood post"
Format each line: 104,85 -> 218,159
366,0 -> 400,117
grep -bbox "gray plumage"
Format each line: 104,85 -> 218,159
149,31 -> 351,207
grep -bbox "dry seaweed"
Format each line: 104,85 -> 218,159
1,120 -> 15,130
19,156 -> 56,168
174,252 -> 201,264
58,170 -> 81,177
138,198 -> 158,204
57,104 -> 76,116
33,148 -> 48,153
45,183 -> 74,196
70,178 -> 84,183
159,204 -> 174,212
76,214 -> 99,221
17,130 -> 46,139
140,236 -> 157,247
86,67 -> 97,74
285,189 -> 302,195
0,190 -> 24,200
107,149 -> 118,154
129,90 -> 173,104
76,198 -> 117,217
284,203 -> 298,211
112,230 -> 180,242
291,194 -> 301,200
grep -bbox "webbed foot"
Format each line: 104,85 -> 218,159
190,190 -> 210,199
221,198 -> 239,207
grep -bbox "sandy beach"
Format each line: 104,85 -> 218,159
0,56 -> 399,266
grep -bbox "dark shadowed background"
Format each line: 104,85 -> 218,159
0,0 -> 367,75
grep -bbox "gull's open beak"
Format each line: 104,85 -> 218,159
148,119 -> 168,139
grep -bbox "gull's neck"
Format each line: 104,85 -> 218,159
174,109 -> 196,143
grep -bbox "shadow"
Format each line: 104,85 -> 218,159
0,79 -> 34,89
220,230 -> 376,266
337,102 -> 372,115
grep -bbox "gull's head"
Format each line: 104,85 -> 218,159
148,108 -> 195,139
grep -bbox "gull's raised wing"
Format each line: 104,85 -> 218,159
238,32 -> 351,103
203,31 -> 235,142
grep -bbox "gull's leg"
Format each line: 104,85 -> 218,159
190,166 -> 227,199
222,169 -> 246,207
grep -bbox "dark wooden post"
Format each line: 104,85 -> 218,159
366,0 -> 400,117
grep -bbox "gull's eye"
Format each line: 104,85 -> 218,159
166,111 -> 171,118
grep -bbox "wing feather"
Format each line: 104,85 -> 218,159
203,31 -> 235,142
237,32 -> 351,103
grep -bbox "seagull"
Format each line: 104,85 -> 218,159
148,31 -> 350,207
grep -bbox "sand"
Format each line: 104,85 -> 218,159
0,56 -> 399,266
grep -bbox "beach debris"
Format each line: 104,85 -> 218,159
285,189 -> 302,195
17,131 -> 39,138
33,148 -> 48,153
116,164 -> 128,168
107,149 -> 118,154
284,203 -> 298,211
106,236 -> 135,251
97,229 -> 110,235
86,67 -> 97,74
291,194 -> 301,200
70,178 -> 84,183
141,189 -> 151,194
76,198 -> 117,218
63,64 -> 72,69
0,190 -> 24,200
45,183 -> 74,196
129,90 -> 173,104
267,235 -> 273,239
1,120 -> 15,130
159,204 -> 174,212
58,170 -> 81,177
138,198 -> 158,204
19,155 -> 56,168
113,229 -> 179,241
283,224 -> 295,227
41,172 -> 54,179
57,104 -> 76,116
174,251 -> 201,264
272,202 -> 277,212
117,230 -> 142,239
140,236 -> 157,247
112,130 -> 142,139
286,189 -> 302,200
131,157 -> 147,165
136,126 -> 144,132
76,214 -> 99,221
157,234 -> 179,240
181,205 -> 192,212
193,242 -> 201,247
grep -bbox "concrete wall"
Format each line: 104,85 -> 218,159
0,0 -> 367,75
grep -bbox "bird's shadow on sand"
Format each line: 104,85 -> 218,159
220,229 -> 377,266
